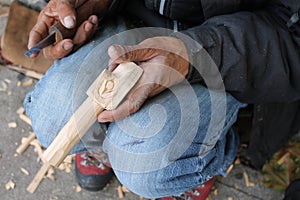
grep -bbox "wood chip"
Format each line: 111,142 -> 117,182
226,164 -> 234,175
234,158 -> 241,165
17,81 -> 21,87
8,122 -> 17,128
6,65 -> 43,80
0,81 -> 7,91
19,114 -> 32,126
243,171 -> 254,187
117,185 -> 124,198
228,197 -> 233,200
46,167 -> 56,181
16,132 -> 36,154
63,155 -> 74,164
64,163 -> 71,173
22,79 -> 33,87
20,167 -> 29,176
58,163 -> 66,171
277,152 -> 290,165
213,189 -> 218,196
234,183 -> 239,189
30,139 -> 46,163
4,79 -> 11,83
75,185 -> 82,192
16,107 -> 25,115
121,186 -> 129,193
5,180 -> 15,190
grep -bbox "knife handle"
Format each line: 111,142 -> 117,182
49,0 -> 112,42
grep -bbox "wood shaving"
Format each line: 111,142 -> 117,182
19,114 -> 32,125
226,164 -> 234,175
20,167 -> 29,176
5,180 -> 15,190
0,80 -> 7,91
22,79 -> 33,87
117,185 -> 124,198
277,152 -> 290,165
234,158 -> 241,165
243,171 -> 255,187
121,186 -> 129,193
63,155 -> 75,164
46,167 -> 56,181
213,189 -> 218,196
30,139 -> 46,163
16,107 -> 25,115
8,122 -> 17,128
64,163 -> 71,173
75,185 -> 82,192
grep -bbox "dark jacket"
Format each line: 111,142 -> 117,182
115,0 -> 300,169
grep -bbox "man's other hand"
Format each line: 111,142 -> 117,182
28,0 -> 98,60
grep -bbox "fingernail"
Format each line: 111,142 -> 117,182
63,42 -> 73,51
63,16 -> 75,28
84,22 -> 93,32
90,16 -> 98,25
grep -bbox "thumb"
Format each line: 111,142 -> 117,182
98,85 -> 151,122
107,44 -> 159,70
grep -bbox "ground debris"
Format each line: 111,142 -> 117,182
243,171 -> 255,187
20,167 -> 29,176
261,141 -> 300,191
0,80 -> 7,91
16,106 -> 25,115
75,185 -> 81,192
46,167 -> 56,181
117,185 -> 124,198
22,79 -> 33,87
8,122 -> 17,128
5,180 -> 15,190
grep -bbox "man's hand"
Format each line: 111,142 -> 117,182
98,36 -> 189,122
28,0 -> 99,60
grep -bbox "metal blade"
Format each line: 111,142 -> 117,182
24,33 -> 56,57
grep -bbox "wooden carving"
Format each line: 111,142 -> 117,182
27,62 -> 143,193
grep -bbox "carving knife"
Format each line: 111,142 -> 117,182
24,32 -> 56,57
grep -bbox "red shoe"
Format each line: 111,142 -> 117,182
75,152 -> 113,191
161,177 -> 216,200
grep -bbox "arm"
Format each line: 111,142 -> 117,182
175,1 -> 300,103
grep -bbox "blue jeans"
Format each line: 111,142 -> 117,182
24,18 -> 246,198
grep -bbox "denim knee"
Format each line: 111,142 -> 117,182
23,73 -> 75,150
113,169 -> 165,198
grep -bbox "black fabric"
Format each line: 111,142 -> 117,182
144,0 -> 204,24
177,1 -> 300,103
284,179 -> 300,200
241,101 -> 300,169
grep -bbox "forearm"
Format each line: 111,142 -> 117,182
174,3 -> 300,103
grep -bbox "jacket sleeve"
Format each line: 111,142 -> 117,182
173,2 -> 300,103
